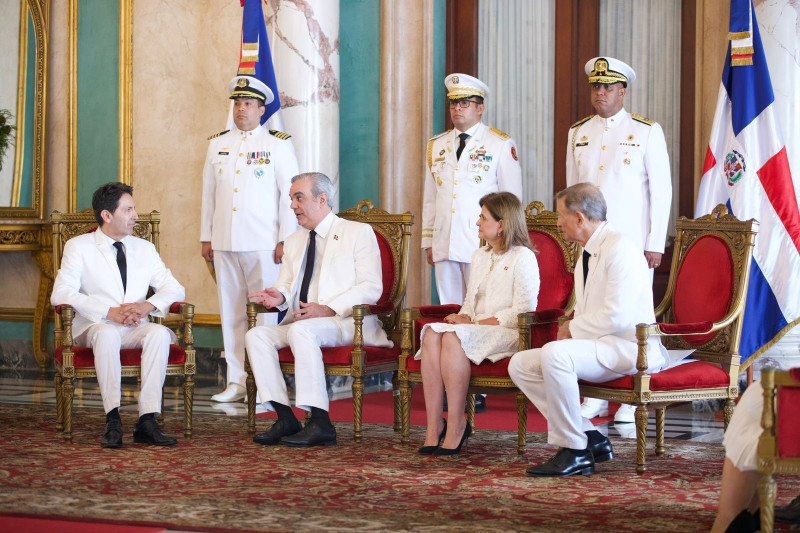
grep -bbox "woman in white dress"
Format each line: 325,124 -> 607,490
417,192 -> 540,455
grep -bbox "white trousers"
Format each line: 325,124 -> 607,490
723,380 -> 763,471
434,260 -> 471,305
509,340 -> 627,449
214,250 -> 281,387
245,317 -> 348,412
76,322 -> 175,416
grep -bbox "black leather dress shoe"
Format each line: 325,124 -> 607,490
776,494 -> 800,523
253,418 -> 302,445
525,448 -> 595,477
133,417 -> 178,446
281,420 -> 337,447
586,430 -> 614,463
101,419 -> 123,449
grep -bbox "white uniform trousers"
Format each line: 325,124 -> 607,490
245,316 -> 347,412
214,250 -> 281,387
76,322 -> 175,416
509,340 -> 627,449
434,260 -> 471,305
722,380 -> 763,471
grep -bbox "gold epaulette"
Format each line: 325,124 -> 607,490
570,115 -> 594,130
207,129 -> 229,140
489,127 -> 511,140
631,114 -> 654,126
427,129 -> 451,169
428,129 -> 451,142
269,129 -> 292,140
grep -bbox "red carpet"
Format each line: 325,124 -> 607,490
0,515 -> 166,533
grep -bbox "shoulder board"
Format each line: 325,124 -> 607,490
427,138 -> 435,169
428,129 -> 452,142
631,114 -> 654,126
489,127 -> 511,140
269,129 -> 292,140
207,129 -> 229,140
569,115 -> 594,130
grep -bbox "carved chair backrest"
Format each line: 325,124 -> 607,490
525,201 -> 577,314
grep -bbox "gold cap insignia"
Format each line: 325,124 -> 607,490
236,78 -> 249,87
451,75 -> 459,84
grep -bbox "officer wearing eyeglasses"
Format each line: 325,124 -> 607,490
422,73 -> 522,305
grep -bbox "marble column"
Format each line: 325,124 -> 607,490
380,0 -> 435,307
264,0 -> 340,210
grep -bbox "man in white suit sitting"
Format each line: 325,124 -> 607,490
508,183 -> 667,477
246,172 -> 392,447
51,182 -> 186,448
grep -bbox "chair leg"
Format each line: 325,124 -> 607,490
655,407 -> 666,457
466,394 -> 476,429
54,374 -> 64,432
63,378 -> 75,443
157,388 -> 165,427
183,374 -> 194,438
759,471 -> 777,533
724,398 -> 735,430
516,391 -> 528,456
352,375 -> 364,442
635,404 -> 648,475
392,374 -> 401,432
400,381 -> 411,445
246,368 -> 257,434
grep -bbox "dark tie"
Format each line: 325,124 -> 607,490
299,230 -> 316,303
113,241 -> 127,293
456,132 -> 469,160
582,249 -> 591,286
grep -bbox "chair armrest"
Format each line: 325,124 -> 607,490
517,309 -> 565,350
414,304 -> 461,318
55,304 -> 75,349
368,302 -> 396,314
655,321 -> 713,335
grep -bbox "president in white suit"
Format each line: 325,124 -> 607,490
51,182 -> 186,449
508,183 -> 667,477
246,172 -> 391,447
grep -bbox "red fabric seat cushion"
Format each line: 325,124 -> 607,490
55,344 -> 186,367
778,387 -> 800,458
530,230 -> 573,311
277,345 -> 400,366
579,361 -> 729,391
671,236 -> 734,345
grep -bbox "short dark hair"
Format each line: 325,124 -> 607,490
92,182 -> 133,226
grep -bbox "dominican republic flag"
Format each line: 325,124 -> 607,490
232,0 -> 284,130
694,0 -> 800,368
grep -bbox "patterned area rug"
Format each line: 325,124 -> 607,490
1,403 -> 798,532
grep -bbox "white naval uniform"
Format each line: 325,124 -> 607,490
200,125 -> 299,388
421,122 -> 522,304
566,108 -> 672,254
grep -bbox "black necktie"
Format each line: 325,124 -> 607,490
299,230 -> 316,303
456,132 -> 469,160
113,241 -> 127,293
582,249 -> 591,286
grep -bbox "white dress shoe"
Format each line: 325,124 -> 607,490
580,397 -> 609,418
613,404 -> 636,423
211,383 -> 246,403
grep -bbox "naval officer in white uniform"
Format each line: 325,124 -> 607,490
422,73 -> 523,306
566,57 -> 672,423
201,76 -> 300,403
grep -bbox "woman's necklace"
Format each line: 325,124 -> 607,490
489,251 -> 503,271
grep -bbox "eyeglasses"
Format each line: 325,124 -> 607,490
448,99 -> 481,109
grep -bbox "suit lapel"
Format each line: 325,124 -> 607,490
95,230 -> 125,299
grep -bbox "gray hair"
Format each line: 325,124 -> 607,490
291,172 -> 334,208
554,183 -> 607,222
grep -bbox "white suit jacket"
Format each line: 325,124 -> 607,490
566,108 -> 672,253
200,125 -> 299,252
51,230 -> 186,339
569,222 -> 667,374
274,213 -> 392,348
422,122 -> 523,263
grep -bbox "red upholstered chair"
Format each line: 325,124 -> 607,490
575,205 -> 758,474
50,209 -> 196,443
244,200 -> 413,441
758,368 -> 800,533
398,201 -> 578,453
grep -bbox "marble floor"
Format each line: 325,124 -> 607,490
0,369 -> 725,444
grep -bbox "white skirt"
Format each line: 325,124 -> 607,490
722,381 -> 763,472
414,323 -> 519,364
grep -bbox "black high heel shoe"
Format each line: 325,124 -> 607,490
418,419 -> 447,455
433,423 -> 472,456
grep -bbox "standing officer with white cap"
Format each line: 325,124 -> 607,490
422,73 -> 523,306
567,57 -> 672,423
201,76 -> 299,403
